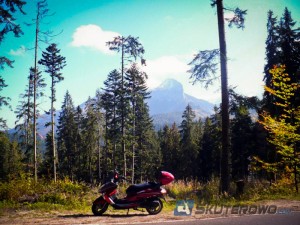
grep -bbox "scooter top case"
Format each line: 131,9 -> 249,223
158,171 -> 174,185
126,182 -> 160,196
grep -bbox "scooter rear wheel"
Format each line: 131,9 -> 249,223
92,197 -> 109,216
146,198 -> 163,215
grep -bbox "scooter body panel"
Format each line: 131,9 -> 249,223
92,171 -> 174,215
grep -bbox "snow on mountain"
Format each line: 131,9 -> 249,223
147,79 -> 214,129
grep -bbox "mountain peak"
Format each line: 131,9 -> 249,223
148,79 -> 214,119
158,79 -> 183,93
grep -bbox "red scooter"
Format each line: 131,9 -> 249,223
92,171 -> 174,216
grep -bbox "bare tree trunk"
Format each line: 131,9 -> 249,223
132,100 -> 136,184
26,75 -> 31,168
98,126 -> 101,181
294,153 -> 298,193
51,76 -> 57,182
33,7 -> 39,183
216,0 -> 230,194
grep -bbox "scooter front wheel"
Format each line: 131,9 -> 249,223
92,196 -> 109,216
146,198 -> 163,215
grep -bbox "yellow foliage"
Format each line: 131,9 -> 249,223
256,65 -> 300,187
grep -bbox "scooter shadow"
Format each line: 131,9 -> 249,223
105,213 -> 149,218
60,213 -> 148,218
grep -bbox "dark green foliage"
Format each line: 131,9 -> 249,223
54,92 -> 105,183
0,132 -> 23,181
160,124 -> 181,177
179,105 -> 199,180
39,44 -> 66,83
263,11 -> 279,115
14,69 -> 34,164
101,69 -> 122,174
0,0 -> 26,43
125,63 -> 152,181
263,8 -> 300,116
107,36 -> 145,66
0,0 -> 26,129
134,96 -> 160,181
188,49 -> 220,87
198,111 -> 221,181
80,98 -> 102,183
229,90 -> 258,182
56,91 -> 77,180
231,106 -> 254,181
107,35 -> 146,177
40,132 -> 54,177
14,67 -> 45,174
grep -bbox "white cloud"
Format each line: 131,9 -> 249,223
145,55 -> 190,88
70,24 -> 120,54
9,45 -> 26,56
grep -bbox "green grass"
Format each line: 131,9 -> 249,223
1,175 -> 299,215
165,178 -> 300,206
0,175 -> 93,214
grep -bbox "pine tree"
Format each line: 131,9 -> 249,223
278,8 -> 300,81
263,10 -> 280,116
0,132 -> 23,181
57,91 -> 77,180
14,68 -> 34,164
77,98 -> 96,182
179,104 -> 199,180
41,131 -> 54,177
73,105 -> 83,179
101,70 -> 122,170
263,8 -> 300,116
135,94 -> 159,182
39,43 -> 66,182
278,8 -> 300,110
107,35 -> 145,177
125,63 -> 150,182
160,123 -> 181,177
15,67 -> 45,176
91,90 -> 105,181
229,89 -> 259,183
199,107 -> 222,181
230,106 -> 254,182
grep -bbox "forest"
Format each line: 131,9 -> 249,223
0,0 -> 300,201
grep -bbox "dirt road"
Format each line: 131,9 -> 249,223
1,200 -> 299,225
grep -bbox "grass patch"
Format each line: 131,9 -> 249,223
1,175 -> 299,215
0,175 -> 93,214
165,178 -> 300,206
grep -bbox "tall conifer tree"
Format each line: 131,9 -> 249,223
57,91 -> 76,180
39,43 -> 66,182
107,36 -> 145,176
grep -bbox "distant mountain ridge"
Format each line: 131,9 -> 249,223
147,79 -> 214,129
12,79 -> 214,137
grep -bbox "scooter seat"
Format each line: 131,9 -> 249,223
126,182 -> 159,195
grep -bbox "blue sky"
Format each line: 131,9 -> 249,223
2,0 -> 300,128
